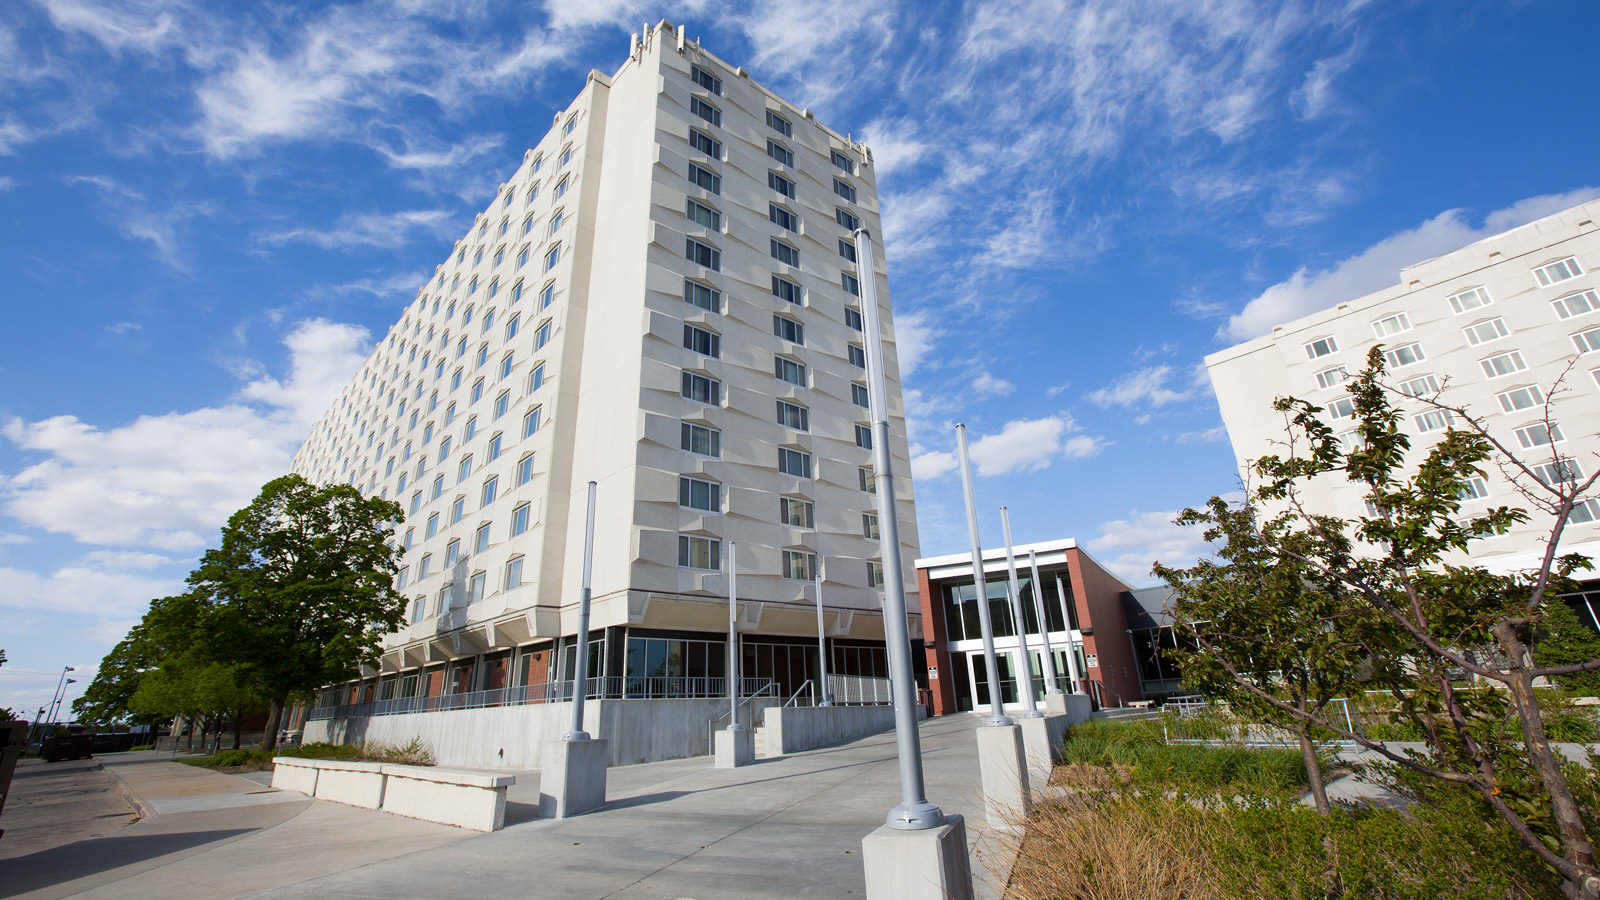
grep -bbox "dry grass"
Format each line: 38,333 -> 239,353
1004,791 -> 1220,900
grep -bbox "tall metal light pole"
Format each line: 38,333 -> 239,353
727,541 -> 742,733
564,481 -> 598,740
998,509 -> 1041,719
855,227 -> 941,830
1027,549 -> 1063,696
813,540 -> 831,706
45,666 -> 74,729
956,426 -> 1012,728
1055,574 -> 1084,693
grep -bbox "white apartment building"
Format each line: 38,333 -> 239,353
1208,197 -> 1600,615
290,21 -> 918,713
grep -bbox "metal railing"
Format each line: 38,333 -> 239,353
305,676 -> 781,721
1087,678 -> 1125,710
1161,696 -> 1362,748
783,680 -> 815,708
827,674 -> 893,706
708,679 -> 784,732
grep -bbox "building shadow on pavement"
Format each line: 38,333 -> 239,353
0,827 -> 255,896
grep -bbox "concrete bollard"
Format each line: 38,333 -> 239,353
540,738 -> 609,818
862,814 -> 975,900
975,724 -> 1029,835
713,727 -> 754,768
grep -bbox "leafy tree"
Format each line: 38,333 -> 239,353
1535,598 -> 1600,697
1156,497 -> 1396,813
1162,348 -> 1600,898
187,475 -> 404,750
74,594 -> 209,727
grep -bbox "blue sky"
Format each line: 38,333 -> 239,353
2,0 -> 1597,716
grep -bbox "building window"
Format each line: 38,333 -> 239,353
1480,350 -> 1528,379
1570,499 -> 1600,525
774,357 -> 806,386
449,496 -> 465,524
852,383 -> 870,408
1383,343 -> 1426,368
446,537 -> 461,564
1516,422 -> 1564,449
833,178 -> 857,202
419,554 -> 432,579
548,210 -> 564,234
505,314 -> 520,341
866,560 -> 884,588
540,282 -> 555,308
1303,336 -> 1338,360
689,128 -> 721,158
772,276 -> 802,304
1461,318 -> 1510,346
1448,286 -> 1492,314
431,474 -> 444,499
1535,256 -> 1584,287
1574,326 -> 1600,355
684,324 -> 720,358
841,272 -> 860,296
494,392 -> 509,419
411,491 -> 422,514
558,144 -> 573,167
397,566 -> 409,589
437,585 -> 452,614
687,199 -> 720,230
765,110 -> 791,136
845,307 -> 863,331
679,476 -> 721,512
678,535 -> 721,570
687,163 -> 721,194
523,407 -> 542,437
488,432 -> 503,460
1490,385 -> 1545,415
481,476 -> 499,506
776,400 -> 809,431
1326,396 -> 1355,420
779,447 -> 812,478
544,244 -> 560,271
1552,289 -> 1600,320
535,321 -> 551,349
517,454 -> 535,485
475,345 -> 488,369
691,64 -> 722,95
1396,374 -> 1441,398
839,239 -> 857,262
682,422 -> 721,457
859,466 -> 875,493
457,454 -> 472,483
554,177 -> 568,199
769,204 -> 798,232
411,596 -> 425,623
836,208 -> 860,231
771,239 -> 800,267
780,497 -> 814,528
1314,366 -> 1349,390
768,171 -> 796,198
684,280 -> 720,313
831,149 -> 854,173
689,96 -> 721,127
1416,409 -> 1453,434
475,523 -> 491,553
1533,458 -> 1583,488
782,550 -> 815,581
463,417 -> 476,442
468,571 -> 486,604
686,238 -> 721,270
682,372 -> 721,406
773,314 -> 803,344
505,557 -> 524,590
855,424 -> 873,448
470,378 -> 484,403
767,140 -> 794,167
512,498 -> 531,536
848,344 -> 866,368
1458,477 -> 1490,501
500,353 -> 515,379
862,512 -> 879,540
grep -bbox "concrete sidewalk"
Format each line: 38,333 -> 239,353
2,716 -> 1007,900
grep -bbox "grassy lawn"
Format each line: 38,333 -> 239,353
1006,718 -> 1563,900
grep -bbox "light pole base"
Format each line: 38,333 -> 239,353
975,723 -> 1029,835
862,814 -> 975,900
714,726 -> 754,768
886,799 -> 944,830
539,737 -> 608,818
983,714 -> 1014,727
1043,692 -> 1069,717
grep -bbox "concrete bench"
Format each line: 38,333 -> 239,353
271,757 -> 515,831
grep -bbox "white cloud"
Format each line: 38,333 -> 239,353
42,0 -> 182,55
891,309 -> 942,377
0,559 -> 180,617
1,319 -> 370,551
1087,365 -> 1195,409
375,135 -> 503,171
105,321 -> 143,334
1086,509 -> 1214,586
0,176 -> 14,191
261,208 -> 456,250
971,372 -> 1014,397
914,415 -> 1107,482
1223,187 -> 1600,340
1174,425 -> 1228,444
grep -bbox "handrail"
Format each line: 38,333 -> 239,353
708,679 -> 781,729
1087,678 -> 1125,709
783,680 -> 814,708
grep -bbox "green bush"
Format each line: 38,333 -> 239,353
1058,718 -> 1312,793
182,739 -> 434,771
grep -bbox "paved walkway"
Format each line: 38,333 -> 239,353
0,758 -> 140,860
2,715 -> 1010,900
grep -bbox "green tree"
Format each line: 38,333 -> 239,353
1156,496 -> 1396,813
187,475 -> 404,750
75,594 -> 207,727
1164,348 -> 1600,898
1534,598 -> 1600,697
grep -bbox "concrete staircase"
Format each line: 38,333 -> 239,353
753,726 -> 768,758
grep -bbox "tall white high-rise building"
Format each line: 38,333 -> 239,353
291,21 -> 919,711
1207,198 -> 1600,588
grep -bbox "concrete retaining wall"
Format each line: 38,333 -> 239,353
304,697 -> 780,769
761,705 -> 906,756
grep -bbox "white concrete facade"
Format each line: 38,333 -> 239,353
290,22 -> 919,701
1207,198 -> 1600,573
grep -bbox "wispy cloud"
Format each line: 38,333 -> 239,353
261,208 -> 457,250
912,414 -> 1106,481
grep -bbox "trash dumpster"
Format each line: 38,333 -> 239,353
41,734 -> 95,762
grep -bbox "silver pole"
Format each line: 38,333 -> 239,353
814,544 -> 831,706
999,508 -> 1041,719
957,424 -> 1012,727
1027,549 -> 1062,696
727,541 -> 742,732
1056,574 -> 1084,693
565,481 -> 598,740
855,227 -> 941,831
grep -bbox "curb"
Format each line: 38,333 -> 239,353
98,762 -> 156,821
